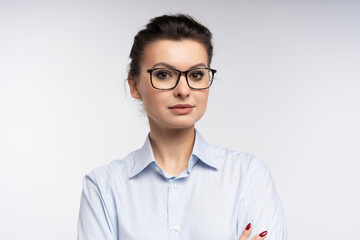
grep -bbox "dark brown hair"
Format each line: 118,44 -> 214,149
128,14 -> 213,78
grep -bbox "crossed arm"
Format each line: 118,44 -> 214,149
238,223 -> 268,240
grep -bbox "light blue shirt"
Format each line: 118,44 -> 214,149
77,130 -> 287,240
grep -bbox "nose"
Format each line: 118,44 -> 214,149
173,73 -> 191,98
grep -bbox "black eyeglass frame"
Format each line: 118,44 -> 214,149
145,67 -> 217,90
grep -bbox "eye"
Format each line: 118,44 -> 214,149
189,70 -> 205,81
154,69 -> 173,80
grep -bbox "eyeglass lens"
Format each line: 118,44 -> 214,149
151,68 -> 213,89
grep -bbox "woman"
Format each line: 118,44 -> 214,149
78,14 -> 287,240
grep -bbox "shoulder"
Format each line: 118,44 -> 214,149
208,143 -> 270,177
84,151 -> 136,189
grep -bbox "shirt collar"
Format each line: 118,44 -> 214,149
191,129 -> 220,170
129,129 -> 219,179
129,134 -> 156,179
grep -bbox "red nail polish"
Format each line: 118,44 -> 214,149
245,223 -> 251,230
259,231 -> 268,237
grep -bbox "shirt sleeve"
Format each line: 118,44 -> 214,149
240,157 -> 287,240
77,174 -> 116,240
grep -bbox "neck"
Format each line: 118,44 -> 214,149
149,124 -> 196,176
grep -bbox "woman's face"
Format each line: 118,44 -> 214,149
129,39 -> 210,130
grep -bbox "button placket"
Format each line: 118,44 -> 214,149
168,180 -> 181,239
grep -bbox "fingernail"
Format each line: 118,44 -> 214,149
259,231 -> 268,237
245,223 -> 251,230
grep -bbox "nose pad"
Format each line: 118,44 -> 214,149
178,73 -> 187,84
174,73 -> 191,96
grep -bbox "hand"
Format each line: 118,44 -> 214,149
238,223 -> 268,240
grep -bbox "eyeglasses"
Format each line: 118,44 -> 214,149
145,67 -> 217,90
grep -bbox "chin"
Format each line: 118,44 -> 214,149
165,122 -> 196,130
148,112 -> 205,130
171,117 -> 204,129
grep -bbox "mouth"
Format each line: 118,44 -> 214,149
169,104 -> 194,109
168,104 -> 194,114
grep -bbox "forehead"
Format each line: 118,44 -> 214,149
142,39 -> 208,70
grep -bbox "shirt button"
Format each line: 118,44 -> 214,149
155,166 -> 160,172
174,183 -> 179,189
174,225 -> 180,232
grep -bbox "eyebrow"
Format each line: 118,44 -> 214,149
151,62 -> 207,69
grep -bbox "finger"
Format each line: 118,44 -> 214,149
251,231 -> 268,240
238,223 -> 252,240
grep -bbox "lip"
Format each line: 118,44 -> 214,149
169,104 -> 194,109
168,104 -> 194,114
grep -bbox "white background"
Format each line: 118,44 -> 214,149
1,0 -> 359,239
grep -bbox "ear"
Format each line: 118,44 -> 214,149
128,75 -> 141,100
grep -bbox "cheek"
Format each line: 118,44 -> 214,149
139,87 -> 165,111
136,78 -> 153,100
201,91 -> 210,106
196,92 -> 210,113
